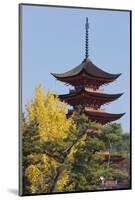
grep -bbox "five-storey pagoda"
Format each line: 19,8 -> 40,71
51,18 -> 125,124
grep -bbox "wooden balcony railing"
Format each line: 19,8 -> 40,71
85,107 -> 106,112
85,88 -> 104,93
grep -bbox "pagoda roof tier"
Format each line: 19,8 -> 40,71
84,110 -> 125,124
51,58 -> 121,86
104,155 -> 125,163
68,110 -> 125,124
96,151 -> 125,163
59,89 -> 123,107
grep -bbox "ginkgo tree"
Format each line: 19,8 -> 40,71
22,84 -> 77,193
26,84 -> 75,141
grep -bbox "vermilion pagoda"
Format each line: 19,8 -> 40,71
51,18 -> 125,124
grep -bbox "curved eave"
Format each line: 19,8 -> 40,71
104,155 -> 125,162
51,59 -> 121,81
67,110 -> 125,124
59,89 -> 123,101
84,111 -> 125,120
97,152 -> 125,162
51,71 -> 121,82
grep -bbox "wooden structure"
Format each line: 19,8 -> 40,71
51,18 -> 125,124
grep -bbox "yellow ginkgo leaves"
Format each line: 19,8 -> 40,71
26,84 -> 76,142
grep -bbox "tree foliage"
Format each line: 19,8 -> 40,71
22,85 -> 130,194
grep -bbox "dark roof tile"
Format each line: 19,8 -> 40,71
51,58 -> 121,80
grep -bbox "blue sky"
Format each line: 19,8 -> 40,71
21,5 -> 130,132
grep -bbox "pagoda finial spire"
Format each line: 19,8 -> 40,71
85,17 -> 89,59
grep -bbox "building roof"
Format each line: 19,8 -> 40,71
59,89 -> 123,106
84,110 -> 125,124
59,88 -> 123,100
84,110 -> 125,118
51,58 -> 121,81
68,109 -> 125,124
96,151 -> 125,162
